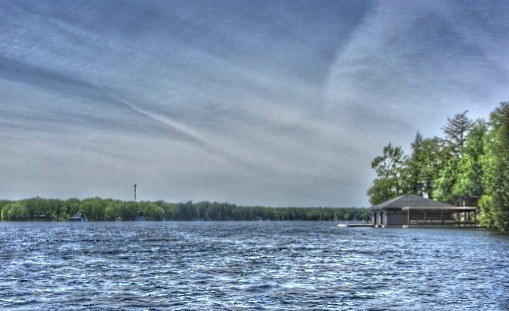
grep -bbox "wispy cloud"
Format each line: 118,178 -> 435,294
0,0 -> 508,206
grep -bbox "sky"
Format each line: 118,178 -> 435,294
0,0 -> 508,207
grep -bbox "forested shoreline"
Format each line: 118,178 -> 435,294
0,197 -> 370,222
3,103 -> 508,227
368,102 -> 509,230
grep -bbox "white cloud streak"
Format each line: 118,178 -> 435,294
0,0 -> 508,206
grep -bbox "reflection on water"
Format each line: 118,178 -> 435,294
1,222 -> 508,310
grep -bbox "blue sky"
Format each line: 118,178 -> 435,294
1,0 -> 508,206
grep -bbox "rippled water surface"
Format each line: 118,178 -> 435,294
1,222 -> 508,310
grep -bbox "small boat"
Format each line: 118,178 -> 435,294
69,213 -> 88,222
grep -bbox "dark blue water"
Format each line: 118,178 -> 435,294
1,222 -> 508,310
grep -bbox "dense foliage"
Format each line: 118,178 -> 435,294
368,103 -> 509,230
0,197 -> 370,222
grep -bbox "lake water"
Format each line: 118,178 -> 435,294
0,222 -> 508,310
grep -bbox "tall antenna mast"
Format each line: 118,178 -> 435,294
134,184 -> 137,201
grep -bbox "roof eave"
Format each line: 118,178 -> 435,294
401,206 -> 477,212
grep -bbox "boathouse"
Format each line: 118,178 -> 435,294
371,194 -> 477,227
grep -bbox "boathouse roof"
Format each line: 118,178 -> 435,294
371,194 -> 454,211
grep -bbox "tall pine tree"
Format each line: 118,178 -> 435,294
442,110 -> 473,158
435,111 -> 473,204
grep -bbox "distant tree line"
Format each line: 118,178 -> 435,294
367,102 -> 509,230
0,197 -> 370,222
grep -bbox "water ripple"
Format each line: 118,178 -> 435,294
0,222 -> 508,310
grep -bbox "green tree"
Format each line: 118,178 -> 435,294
1,202 -> 28,221
80,197 -> 107,221
487,103 -> 509,230
434,111 -> 474,205
0,200 -> 10,218
138,202 -> 165,220
434,156 -> 460,205
104,201 -> 120,220
406,132 -> 425,195
367,143 -> 408,205
453,120 -> 487,206
478,127 -> 497,226
442,110 -> 473,158
419,137 -> 447,200
405,133 -> 445,199
63,198 -> 81,219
